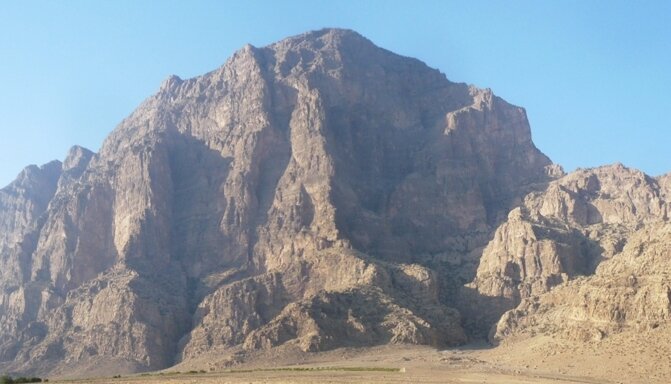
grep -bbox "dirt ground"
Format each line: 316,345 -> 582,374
52,370 -> 601,384
49,326 -> 671,384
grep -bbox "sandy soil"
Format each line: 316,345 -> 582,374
47,326 -> 671,384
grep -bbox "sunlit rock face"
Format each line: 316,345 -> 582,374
0,28 -> 557,376
469,164 -> 670,341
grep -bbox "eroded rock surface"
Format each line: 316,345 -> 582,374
492,222 -> 671,343
1,29 -> 558,376
468,164 -> 669,338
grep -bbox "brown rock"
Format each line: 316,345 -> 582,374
467,164 -> 669,335
0,29 -> 552,376
492,222 -> 671,343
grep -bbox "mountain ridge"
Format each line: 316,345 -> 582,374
0,29 -> 667,378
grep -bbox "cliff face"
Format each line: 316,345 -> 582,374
0,29 -> 556,376
468,164 -> 670,340
491,222 -> 671,344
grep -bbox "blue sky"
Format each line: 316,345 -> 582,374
1,1 -> 669,187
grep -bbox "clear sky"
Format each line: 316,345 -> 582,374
1,1 -> 669,187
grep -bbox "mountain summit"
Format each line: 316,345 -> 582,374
4,29 -> 666,378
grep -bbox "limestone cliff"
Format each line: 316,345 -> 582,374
469,164 -> 669,339
492,222 -> 671,343
0,29 -> 555,376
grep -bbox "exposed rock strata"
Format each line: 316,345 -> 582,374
468,164 -> 669,337
492,222 -> 671,343
0,28 -> 594,377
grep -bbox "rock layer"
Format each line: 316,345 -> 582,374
468,164 -> 670,338
0,29 -> 555,376
492,222 -> 671,343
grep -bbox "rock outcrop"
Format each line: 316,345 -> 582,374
468,164 -> 669,338
492,222 -> 671,343
0,29 -> 554,376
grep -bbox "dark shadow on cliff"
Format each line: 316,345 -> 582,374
451,201 -> 608,340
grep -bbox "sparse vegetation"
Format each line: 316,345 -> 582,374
124,366 -> 400,380
225,366 -> 401,373
0,376 -> 42,384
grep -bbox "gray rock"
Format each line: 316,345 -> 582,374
0,28 -> 554,376
468,164 -> 670,339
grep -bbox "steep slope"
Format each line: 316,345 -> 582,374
492,221 -> 671,344
0,29 -> 553,377
0,160 -> 62,291
0,161 -> 62,363
467,164 -> 669,337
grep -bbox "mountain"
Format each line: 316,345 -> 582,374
0,28 -> 668,378
473,165 -> 670,343
466,164 -> 670,333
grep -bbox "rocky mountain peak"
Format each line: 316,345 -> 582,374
266,28 -> 375,58
62,145 -> 93,172
3,29 -> 664,379
159,74 -> 184,92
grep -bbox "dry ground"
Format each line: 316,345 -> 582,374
49,326 -> 671,384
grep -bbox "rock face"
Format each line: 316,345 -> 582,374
468,164 -> 670,340
10,28 -> 670,377
0,29 -> 556,376
492,222 -> 671,343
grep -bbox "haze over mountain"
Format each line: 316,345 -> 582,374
0,29 -> 668,379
